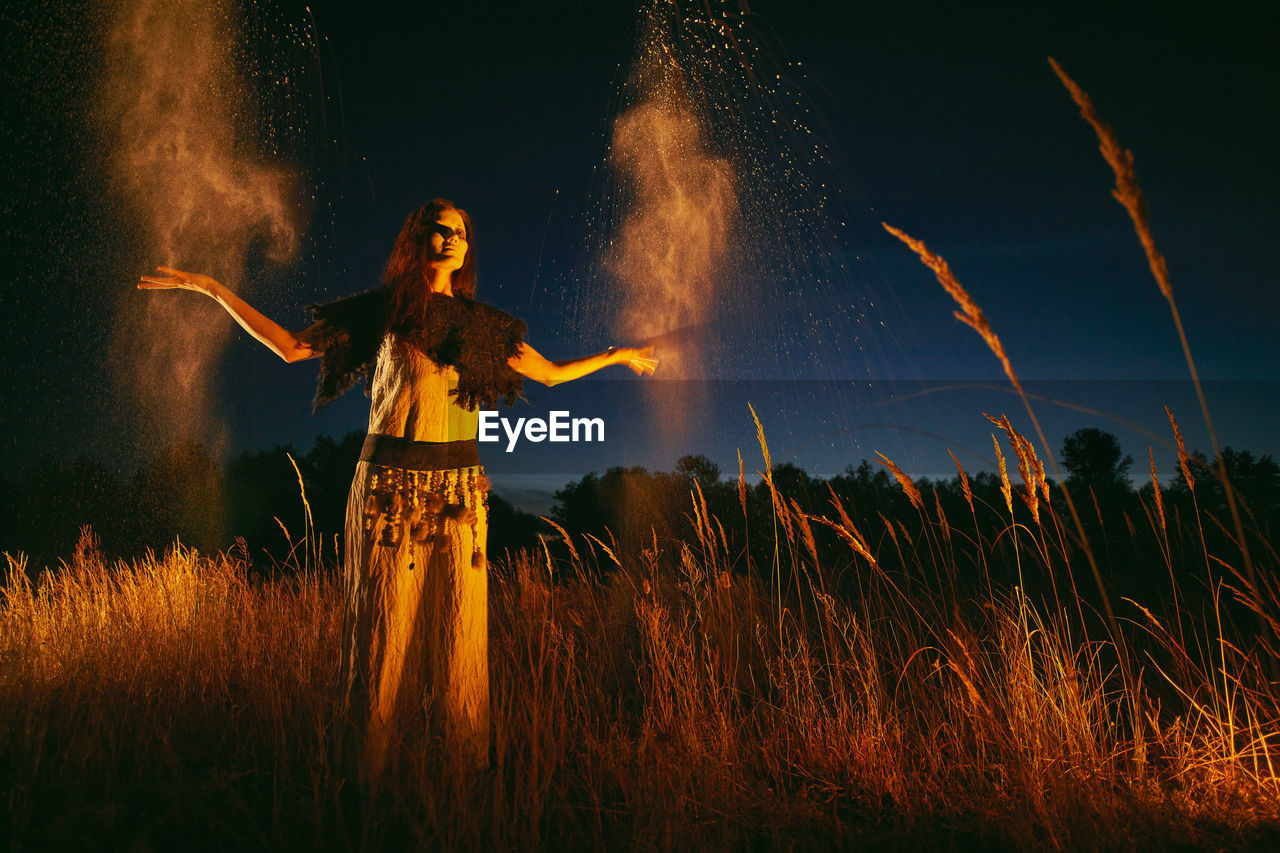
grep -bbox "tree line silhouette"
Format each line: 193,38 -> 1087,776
0,432 -> 545,572
4,427 -> 1277,611
546,426 -> 1279,620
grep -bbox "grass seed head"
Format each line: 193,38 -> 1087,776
875,451 -> 924,512
1166,406 -> 1195,491
933,486 -> 950,540
1049,57 -> 1172,302
988,414 -> 1039,525
883,223 -> 1024,395
1149,447 -> 1166,533
949,449 -> 975,515
992,434 -> 1013,517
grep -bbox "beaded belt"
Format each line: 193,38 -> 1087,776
359,434 -> 480,471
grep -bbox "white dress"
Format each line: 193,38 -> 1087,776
341,333 -> 489,779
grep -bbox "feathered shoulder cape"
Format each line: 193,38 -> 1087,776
304,288 -> 526,412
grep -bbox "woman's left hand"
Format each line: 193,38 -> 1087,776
612,345 -> 658,376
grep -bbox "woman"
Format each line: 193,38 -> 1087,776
139,199 -> 656,782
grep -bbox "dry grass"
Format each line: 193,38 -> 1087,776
1049,57 -> 1262,651
4,424 -> 1280,851
881,219 -> 1123,675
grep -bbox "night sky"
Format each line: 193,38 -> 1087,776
2,1 -> 1276,513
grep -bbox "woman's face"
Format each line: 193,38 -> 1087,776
425,207 -> 468,272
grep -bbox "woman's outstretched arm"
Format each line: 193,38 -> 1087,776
509,342 -> 657,387
138,266 -> 319,363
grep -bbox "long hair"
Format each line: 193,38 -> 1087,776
383,199 -> 476,333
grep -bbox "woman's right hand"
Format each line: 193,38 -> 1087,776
137,266 -> 221,298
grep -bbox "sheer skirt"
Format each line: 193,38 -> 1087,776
340,459 -> 490,781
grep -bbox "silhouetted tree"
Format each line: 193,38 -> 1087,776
551,471 -> 608,540
1058,428 -> 1136,572
770,463 -> 819,509
1061,428 -> 1133,492
676,455 -> 720,489
828,460 -> 899,519
1169,447 -> 1280,535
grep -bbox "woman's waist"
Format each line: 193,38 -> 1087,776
360,434 -> 480,471
366,399 -> 478,443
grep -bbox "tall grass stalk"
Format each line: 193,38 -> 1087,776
1048,57 -> 1264,663
881,222 -> 1144,756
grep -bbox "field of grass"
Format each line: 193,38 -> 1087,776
4,426 -> 1280,851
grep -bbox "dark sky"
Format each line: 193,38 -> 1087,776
2,1 -> 1276,511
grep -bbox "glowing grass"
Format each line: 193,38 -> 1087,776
5,408 -> 1280,850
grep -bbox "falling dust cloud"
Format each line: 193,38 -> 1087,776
589,0 -> 887,472
101,0 -> 302,454
607,4 -> 737,448
609,20 -> 736,372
